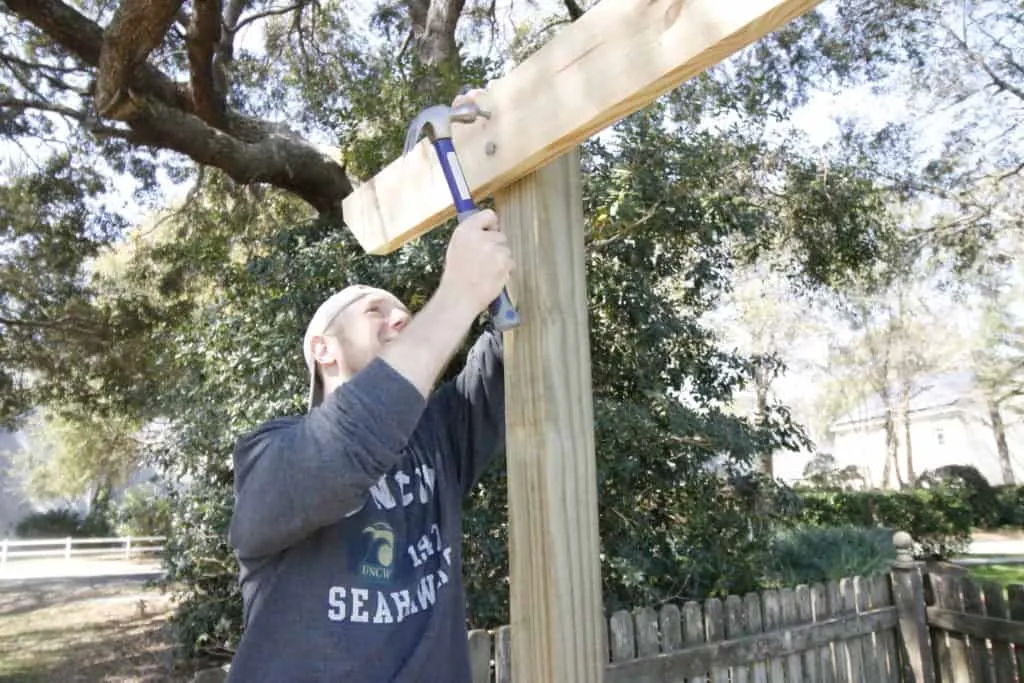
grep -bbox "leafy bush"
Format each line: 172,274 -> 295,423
112,482 -> 174,537
994,485 -> 1024,527
14,507 -> 111,538
765,525 -> 896,587
796,488 -> 973,559
916,465 -> 1002,528
15,508 -> 84,538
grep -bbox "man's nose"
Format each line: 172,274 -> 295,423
391,309 -> 409,330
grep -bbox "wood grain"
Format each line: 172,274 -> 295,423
341,0 -> 825,254
498,148 -> 605,683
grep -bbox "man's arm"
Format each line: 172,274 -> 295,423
229,291 -> 482,560
229,209 -> 513,558
431,326 -> 506,494
228,357 -> 426,559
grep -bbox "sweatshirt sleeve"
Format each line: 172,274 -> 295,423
430,327 -> 506,495
228,357 -> 426,559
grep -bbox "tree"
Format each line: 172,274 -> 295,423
704,262 -> 828,477
967,267 -> 1024,484
824,239 -> 966,489
0,0 -> 494,216
7,408 -> 143,516
0,154 -> 152,427
815,0 -> 1023,269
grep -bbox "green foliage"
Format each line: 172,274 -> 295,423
916,465 -> 1003,529
14,507 -> 111,538
8,409 -> 143,507
994,485 -> 1024,527
802,454 -> 868,490
0,155 -> 130,426
796,487 -> 973,559
765,525 -> 897,587
111,482 -> 173,538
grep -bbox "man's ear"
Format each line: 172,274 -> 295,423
310,334 -> 338,368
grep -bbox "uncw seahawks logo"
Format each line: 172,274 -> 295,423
358,522 -> 395,582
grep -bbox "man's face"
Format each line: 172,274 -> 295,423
323,290 -> 410,376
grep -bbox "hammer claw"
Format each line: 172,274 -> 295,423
403,100 -> 521,331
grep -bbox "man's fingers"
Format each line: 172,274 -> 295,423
463,208 -> 499,232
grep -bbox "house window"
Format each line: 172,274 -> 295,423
936,427 -> 945,445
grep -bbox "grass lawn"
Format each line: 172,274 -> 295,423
968,563 -> 1024,587
0,576 -> 215,683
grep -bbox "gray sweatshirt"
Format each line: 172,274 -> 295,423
226,329 -> 504,682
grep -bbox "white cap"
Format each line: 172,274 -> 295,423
303,284 -> 391,410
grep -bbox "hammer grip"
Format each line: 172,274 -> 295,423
455,207 -> 521,332
432,135 -> 521,331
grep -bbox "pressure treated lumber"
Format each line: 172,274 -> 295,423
342,0 -> 823,254
498,148 -> 605,683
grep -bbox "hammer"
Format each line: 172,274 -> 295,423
404,102 -> 521,331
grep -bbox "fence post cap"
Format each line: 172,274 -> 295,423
894,530 -> 916,566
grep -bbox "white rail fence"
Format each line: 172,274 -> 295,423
0,536 -> 166,566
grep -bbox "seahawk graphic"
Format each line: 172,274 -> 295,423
361,522 -> 395,571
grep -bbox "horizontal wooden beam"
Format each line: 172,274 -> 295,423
927,606 -> 1024,646
341,0 -> 823,254
603,606 -> 898,683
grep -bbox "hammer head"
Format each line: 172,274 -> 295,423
403,102 -> 490,154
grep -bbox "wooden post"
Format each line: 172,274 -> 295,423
890,531 -> 937,683
498,147 -> 605,683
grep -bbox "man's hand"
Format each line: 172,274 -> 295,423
452,87 -> 488,111
438,209 -> 514,315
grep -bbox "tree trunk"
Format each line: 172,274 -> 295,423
755,364 -> 773,478
882,407 -> 903,490
989,398 -> 1015,485
901,383 -> 915,486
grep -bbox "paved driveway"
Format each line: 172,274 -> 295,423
0,557 -> 164,582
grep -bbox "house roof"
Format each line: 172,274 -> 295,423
831,370 -> 976,429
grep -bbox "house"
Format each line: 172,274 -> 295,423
826,370 -> 1024,488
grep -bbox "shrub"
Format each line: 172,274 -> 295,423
13,507 -> 111,538
15,508 -> 84,538
112,482 -> 174,537
916,465 -> 1001,528
994,485 -> 1024,527
796,488 -> 972,559
765,525 -> 896,586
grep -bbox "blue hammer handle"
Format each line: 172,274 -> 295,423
432,137 -> 521,331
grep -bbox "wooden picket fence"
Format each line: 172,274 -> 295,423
463,532 -> 1024,683
926,570 -> 1024,682
467,574 -> 902,683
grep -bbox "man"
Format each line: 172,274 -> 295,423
225,155 -> 514,679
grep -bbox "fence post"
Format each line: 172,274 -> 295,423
124,537 -> 132,559
65,536 -> 72,559
1,539 -> 6,568
890,530 -> 937,683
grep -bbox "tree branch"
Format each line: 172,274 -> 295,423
230,0 -> 310,34
0,96 -> 87,120
3,0 -> 353,215
128,95 -> 351,213
945,24 -> 1024,104
187,0 -> 225,125
3,0 -> 190,112
95,0 -> 187,119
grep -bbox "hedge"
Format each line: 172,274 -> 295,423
795,488 -> 975,559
